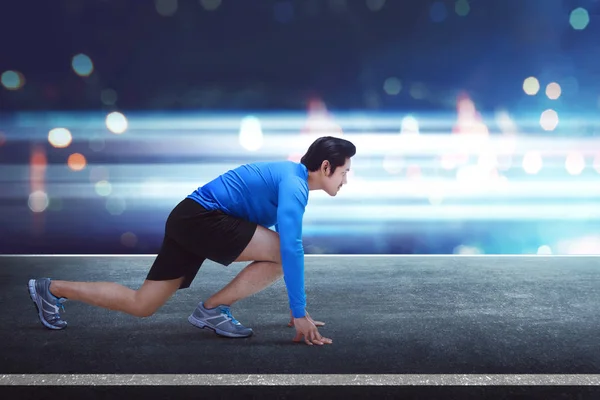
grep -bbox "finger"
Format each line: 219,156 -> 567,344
320,336 -> 333,344
293,332 -> 303,342
312,320 -> 325,327
309,331 -> 324,346
288,319 -> 294,327
304,336 -> 313,346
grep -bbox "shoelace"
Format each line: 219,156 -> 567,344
220,307 -> 241,325
47,298 -> 66,322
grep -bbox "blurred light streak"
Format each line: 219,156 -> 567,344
301,204 -> 600,221
28,145 -> 47,233
5,177 -> 600,202
12,111 -> 600,132
92,134 -> 600,157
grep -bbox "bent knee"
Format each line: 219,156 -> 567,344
131,293 -> 161,318
129,300 -> 156,317
132,304 -> 159,318
269,252 -> 282,265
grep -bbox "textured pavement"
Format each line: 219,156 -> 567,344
2,255 -> 600,398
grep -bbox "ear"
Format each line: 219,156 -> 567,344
321,160 -> 330,174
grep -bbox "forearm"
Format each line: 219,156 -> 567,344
280,248 -> 306,318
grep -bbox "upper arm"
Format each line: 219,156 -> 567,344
276,178 -> 308,239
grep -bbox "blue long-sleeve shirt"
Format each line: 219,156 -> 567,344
187,160 -> 309,318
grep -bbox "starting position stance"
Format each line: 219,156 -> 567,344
28,136 -> 356,346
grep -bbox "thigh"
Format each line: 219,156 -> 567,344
166,199 -> 257,266
234,225 -> 281,264
147,235 -> 206,289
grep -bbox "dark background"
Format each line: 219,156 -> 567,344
1,0 -> 600,254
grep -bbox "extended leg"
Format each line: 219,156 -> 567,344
28,275 -> 184,330
50,277 -> 184,317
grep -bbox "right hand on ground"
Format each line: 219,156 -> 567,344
292,317 -> 333,346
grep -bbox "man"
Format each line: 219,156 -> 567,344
28,135 -> 356,346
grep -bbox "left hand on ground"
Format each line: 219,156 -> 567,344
288,310 -> 325,327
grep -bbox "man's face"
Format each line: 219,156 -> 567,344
322,157 -> 351,196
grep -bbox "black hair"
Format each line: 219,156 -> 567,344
300,136 -> 356,175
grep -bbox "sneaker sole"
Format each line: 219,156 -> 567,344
28,279 -> 66,330
187,314 -> 252,338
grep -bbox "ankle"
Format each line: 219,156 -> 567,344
49,281 -> 63,299
203,301 -> 216,309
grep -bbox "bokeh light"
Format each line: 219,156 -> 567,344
239,116 -> 263,151
67,153 -> 87,171
400,115 -> 419,134
101,89 -> 118,105
383,77 -> 402,95
454,244 -> 482,254
156,0 -> 178,16
1,70 -> 24,90
200,0 -> 221,11
71,54 -> 94,77
455,0 -> 470,16
28,191 -> 49,213
121,232 -> 138,248
540,109 -> 559,131
522,151 -> 543,174
565,151 -> 585,175
545,82 -> 561,100
48,128 -> 72,148
537,245 -> 552,255
0,132 -> 6,146
569,7 -> 590,30
366,0 -> 385,12
106,197 -> 127,215
95,180 -> 113,196
106,112 -> 128,134
523,77 -> 540,95
409,83 -> 427,99
564,235 -> 600,255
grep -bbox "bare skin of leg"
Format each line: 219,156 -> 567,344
49,276 -> 184,318
202,226 -> 324,327
203,225 -> 283,309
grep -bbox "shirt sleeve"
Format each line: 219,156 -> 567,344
277,177 -> 308,318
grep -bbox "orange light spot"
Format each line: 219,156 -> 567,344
68,153 -> 87,171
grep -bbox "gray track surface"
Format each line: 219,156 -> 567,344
3,255 -> 600,374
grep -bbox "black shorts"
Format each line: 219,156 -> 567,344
146,198 -> 257,289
